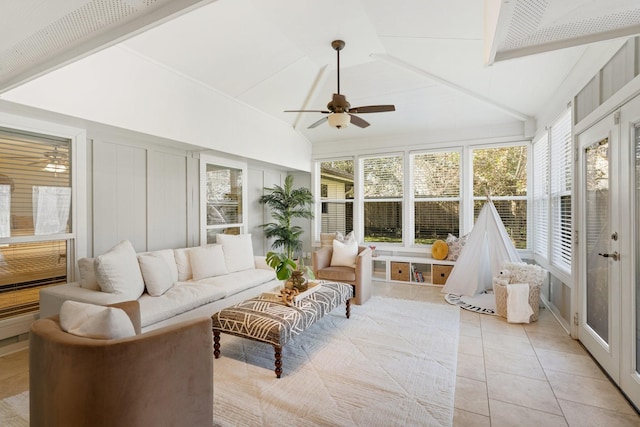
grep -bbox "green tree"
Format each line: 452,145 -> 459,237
259,175 -> 314,259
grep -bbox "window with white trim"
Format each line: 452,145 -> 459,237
530,108 -> 572,273
318,159 -> 354,235
532,132 -> 549,258
472,145 -> 528,249
200,156 -> 247,243
362,154 -> 403,244
412,150 -> 461,244
549,109 -> 572,271
0,127 -> 73,319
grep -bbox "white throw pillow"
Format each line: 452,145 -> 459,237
138,254 -> 174,296
216,234 -> 255,273
173,247 -> 193,281
94,240 -> 145,300
78,257 -> 99,290
330,238 -> 358,267
59,300 -> 136,340
335,230 -> 355,243
190,244 -> 229,280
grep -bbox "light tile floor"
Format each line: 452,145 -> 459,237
2,281 -> 640,426
371,281 -> 640,427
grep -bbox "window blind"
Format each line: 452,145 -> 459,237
550,109 -> 572,271
532,133 -> 549,258
412,151 -> 461,243
319,160 -> 354,235
363,155 -> 403,243
0,126 -> 71,319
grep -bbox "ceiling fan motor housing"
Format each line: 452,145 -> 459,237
328,93 -> 350,113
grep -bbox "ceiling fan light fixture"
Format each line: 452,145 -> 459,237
328,112 -> 350,129
43,163 -> 67,173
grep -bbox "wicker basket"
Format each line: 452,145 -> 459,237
494,281 -> 541,322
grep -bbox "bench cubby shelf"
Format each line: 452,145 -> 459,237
372,255 -> 455,286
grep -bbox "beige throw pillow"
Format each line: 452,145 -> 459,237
189,244 -> 229,280
216,234 -> 254,273
94,240 -> 145,300
60,300 -> 136,340
78,257 -> 99,290
138,254 -> 174,296
330,238 -> 358,268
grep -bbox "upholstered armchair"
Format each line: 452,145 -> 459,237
29,301 -> 213,427
312,246 -> 372,305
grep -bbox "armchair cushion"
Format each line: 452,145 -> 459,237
59,300 -> 136,340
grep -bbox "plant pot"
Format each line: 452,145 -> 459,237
286,270 -> 308,292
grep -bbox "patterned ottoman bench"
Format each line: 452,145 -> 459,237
211,281 -> 354,378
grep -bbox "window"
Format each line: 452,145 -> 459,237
412,150 -> 461,244
319,160 -> 354,235
201,157 -> 246,243
362,154 -> 403,243
532,132 -> 549,258
549,110 -> 572,271
0,127 -> 72,319
472,145 -> 528,249
531,109 -> 572,273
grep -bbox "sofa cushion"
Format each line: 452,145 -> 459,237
138,253 -> 174,296
174,247 -> 194,281
78,257 -> 99,290
59,300 -> 136,340
190,244 -> 228,280
316,266 -> 356,282
216,234 -> 254,273
94,240 -> 145,300
137,249 -> 179,283
195,268 -> 276,297
330,237 -> 358,268
138,282 -> 227,327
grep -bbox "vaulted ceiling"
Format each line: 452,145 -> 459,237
1,0 -> 639,144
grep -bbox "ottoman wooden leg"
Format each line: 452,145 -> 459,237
213,330 -> 221,359
274,345 -> 283,378
346,299 -> 351,319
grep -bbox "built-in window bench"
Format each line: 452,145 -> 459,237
372,254 -> 455,286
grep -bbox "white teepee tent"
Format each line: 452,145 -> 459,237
442,201 -> 521,296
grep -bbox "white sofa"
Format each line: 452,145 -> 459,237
39,235 -> 281,332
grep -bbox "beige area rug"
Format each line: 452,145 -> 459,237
0,390 -> 28,426
213,296 -> 460,426
0,297 -> 460,427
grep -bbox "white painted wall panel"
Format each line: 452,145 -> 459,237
93,140 -> 147,255
147,150 -> 188,250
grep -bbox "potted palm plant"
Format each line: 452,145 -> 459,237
259,175 -> 314,290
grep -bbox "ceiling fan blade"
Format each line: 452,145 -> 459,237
284,109 -> 331,113
308,116 -> 329,129
349,105 -> 396,114
349,114 -> 370,128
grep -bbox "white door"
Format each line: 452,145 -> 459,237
619,95 -> 640,406
577,111 -> 621,380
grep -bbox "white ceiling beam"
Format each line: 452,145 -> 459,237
372,53 -> 532,122
292,64 -> 330,130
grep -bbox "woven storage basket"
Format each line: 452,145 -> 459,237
494,281 -> 541,322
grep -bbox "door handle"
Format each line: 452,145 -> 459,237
598,251 -> 619,261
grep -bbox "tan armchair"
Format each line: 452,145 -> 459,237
29,301 -> 213,427
312,246 -> 372,305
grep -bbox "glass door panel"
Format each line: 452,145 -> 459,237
585,138 -> 610,343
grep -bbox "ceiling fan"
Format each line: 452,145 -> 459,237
285,40 -> 395,129
0,145 -> 69,173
